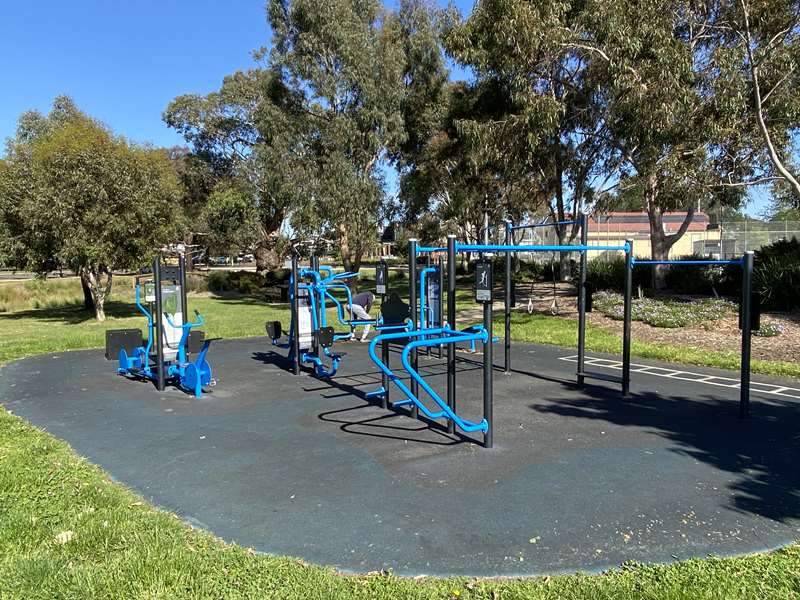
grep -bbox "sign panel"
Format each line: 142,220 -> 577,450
376,262 -> 388,296
426,270 -> 441,326
296,288 -> 314,349
475,260 -> 493,303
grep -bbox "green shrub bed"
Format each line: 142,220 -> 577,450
593,291 -> 737,328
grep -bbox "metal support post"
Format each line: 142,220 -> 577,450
577,213 -> 588,386
408,239 -> 419,420
622,239 -> 633,397
446,235 -> 457,435
740,251 -> 754,418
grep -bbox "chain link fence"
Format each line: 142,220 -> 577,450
512,220 -> 800,260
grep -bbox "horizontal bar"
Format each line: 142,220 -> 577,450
576,371 -> 624,384
416,246 -> 447,253
511,219 -> 580,231
632,258 -> 743,266
456,243 -> 629,253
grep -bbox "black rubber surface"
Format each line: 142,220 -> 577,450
1,338 -> 799,576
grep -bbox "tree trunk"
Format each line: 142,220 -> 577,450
80,266 -> 113,322
644,172 -> 696,290
80,276 -> 94,312
339,223 -> 353,272
254,233 -> 282,274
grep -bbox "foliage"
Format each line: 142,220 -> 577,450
0,97 -> 182,321
593,291 -> 737,328
199,180 -> 260,255
206,270 -> 267,295
165,69 -> 311,272
754,321 -> 785,337
577,256 -> 649,292
754,237 -> 800,311
266,0 -> 407,272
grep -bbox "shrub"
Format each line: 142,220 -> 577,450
754,237 -> 800,311
754,321 -> 785,337
206,270 -> 266,295
593,291 -> 736,328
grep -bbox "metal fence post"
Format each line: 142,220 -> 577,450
504,219 -> 512,373
577,213 -> 588,386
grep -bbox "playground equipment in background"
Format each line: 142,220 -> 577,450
266,248 -> 382,378
105,253 -> 216,398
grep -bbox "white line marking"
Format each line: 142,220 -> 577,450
559,355 -> 800,400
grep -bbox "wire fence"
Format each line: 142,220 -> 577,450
513,220 -> 800,260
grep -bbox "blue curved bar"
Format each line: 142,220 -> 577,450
417,246 -> 447,253
366,327 -> 490,434
400,335 -> 489,433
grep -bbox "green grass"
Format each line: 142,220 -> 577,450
3,407 -> 800,599
3,280 -> 800,597
503,311 -> 800,378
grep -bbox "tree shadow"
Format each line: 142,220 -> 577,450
0,300 -> 138,324
251,350 -> 481,446
532,390 -> 800,523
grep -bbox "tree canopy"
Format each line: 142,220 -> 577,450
0,97 -> 182,320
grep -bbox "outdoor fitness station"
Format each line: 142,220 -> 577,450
3,217 -> 796,578
105,252 -> 216,398
266,244 -> 382,378
354,214 -> 760,448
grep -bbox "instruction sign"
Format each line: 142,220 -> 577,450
426,269 -> 441,326
475,260 -> 493,303
376,262 -> 388,296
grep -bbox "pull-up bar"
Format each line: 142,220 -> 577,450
632,258 -> 744,266
510,219 -> 581,231
457,243 -> 630,254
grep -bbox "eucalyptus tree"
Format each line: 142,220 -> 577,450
0,97 -> 182,320
267,0 -> 408,272
164,68 -> 312,272
712,0 -> 800,204
443,0 -> 614,277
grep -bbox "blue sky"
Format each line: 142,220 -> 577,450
0,1 -> 768,215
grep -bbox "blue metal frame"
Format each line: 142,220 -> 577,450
631,258 -> 744,266
118,280 -> 213,398
456,243 -> 630,253
269,265 -> 384,377
510,219 -> 580,231
366,327 -> 489,433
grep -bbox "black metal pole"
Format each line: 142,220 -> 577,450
178,252 -> 188,327
408,239 -> 419,420
310,253 -> 319,355
622,239 -> 633,397
504,219 -> 512,373
291,253 -> 300,376
446,235 -> 457,435
380,259 -> 389,409
483,288 -> 493,448
740,251 -> 754,418
577,213 -> 588,386
153,254 -> 165,391
424,254 -> 431,357
437,257 -> 444,359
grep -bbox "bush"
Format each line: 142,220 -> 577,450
754,321 -> 785,337
754,237 -> 800,311
579,257 -> 649,292
206,270 -> 267,295
593,291 -> 736,328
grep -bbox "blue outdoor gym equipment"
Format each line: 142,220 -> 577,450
106,253 -> 216,398
266,250 -> 381,378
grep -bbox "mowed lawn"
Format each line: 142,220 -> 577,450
2,277 -> 800,598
